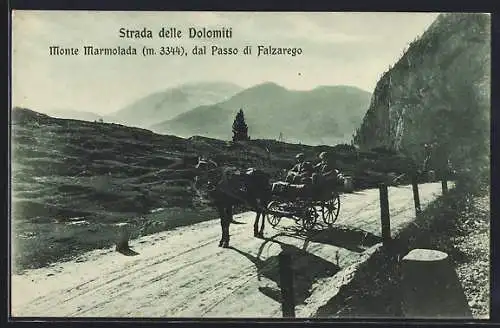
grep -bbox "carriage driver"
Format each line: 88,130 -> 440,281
286,153 -> 314,184
313,152 -> 342,185
314,152 -> 332,174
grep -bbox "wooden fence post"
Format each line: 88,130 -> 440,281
441,178 -> 448,194
116,224 -> 130,253
412,175 -> 421,216
279,251 -> 295,318
379,184 -> 391,247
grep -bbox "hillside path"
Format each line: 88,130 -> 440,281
12,183 -> 446,318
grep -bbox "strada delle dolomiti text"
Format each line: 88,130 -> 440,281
118,27 -> 233,39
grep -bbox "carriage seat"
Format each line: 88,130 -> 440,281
272,181 -> 308,194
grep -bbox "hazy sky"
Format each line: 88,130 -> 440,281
12,11 -> 440,115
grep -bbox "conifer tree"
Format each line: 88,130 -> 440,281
232,109 -> 249,142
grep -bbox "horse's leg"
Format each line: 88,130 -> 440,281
216,204 -> 225,247
259,201 -> 266,236
253,211 -> 260,237
253,198 -> 266,238
246,197 -> 260,238
222,206 -> 232,248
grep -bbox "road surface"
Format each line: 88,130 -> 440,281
11,182 -> 447,318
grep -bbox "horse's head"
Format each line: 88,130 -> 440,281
193,157 -> 220,192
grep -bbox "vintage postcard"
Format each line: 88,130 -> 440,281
10,11 -> 491,319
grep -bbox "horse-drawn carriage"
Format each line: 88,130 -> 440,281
265,175 -> 350,232
193,156 -> 352,247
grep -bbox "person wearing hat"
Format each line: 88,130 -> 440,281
313,151 -> 341,185
286,153 -> 313,184
313,152 -> 329,172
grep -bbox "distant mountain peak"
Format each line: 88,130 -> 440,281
251,81 -> 286,89
151,82 -> 372,145
233,82 -> 289,98
109,81 -> 244,128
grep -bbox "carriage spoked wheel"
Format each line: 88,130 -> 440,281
302,206 -> 318,231
322,192 -> 340,226
266,201 -> 282,228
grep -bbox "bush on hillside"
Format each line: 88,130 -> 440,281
332,143 -> 358,153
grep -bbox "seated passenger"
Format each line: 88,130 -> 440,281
297,161 -> 315,185
313,152 -> 342,185
286,153 -> 314,184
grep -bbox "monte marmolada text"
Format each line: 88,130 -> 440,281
49,45 -> 137,56
118,27 -> 233,39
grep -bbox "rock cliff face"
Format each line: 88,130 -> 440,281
354,13 -> 490,171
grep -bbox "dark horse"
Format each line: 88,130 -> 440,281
193,158 -> 272,248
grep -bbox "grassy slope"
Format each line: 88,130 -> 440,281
12,107 -> 415,272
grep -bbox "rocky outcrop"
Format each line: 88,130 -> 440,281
354,13 -> 490,172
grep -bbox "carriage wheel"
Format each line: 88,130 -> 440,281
266,201 -> 282,228
322,193 -> 340,226
302,206 -> 318,231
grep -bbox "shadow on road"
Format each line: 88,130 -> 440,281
117,247 -> 140,256
302,225 -> 382,253
229,238 -> 340,306
264,224 -> 382,253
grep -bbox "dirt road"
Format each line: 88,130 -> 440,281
11,182 -> 446,318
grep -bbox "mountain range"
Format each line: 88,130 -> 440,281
29,81 -> 372,146
150,82 -> 372,145
108,81 -> 243,128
